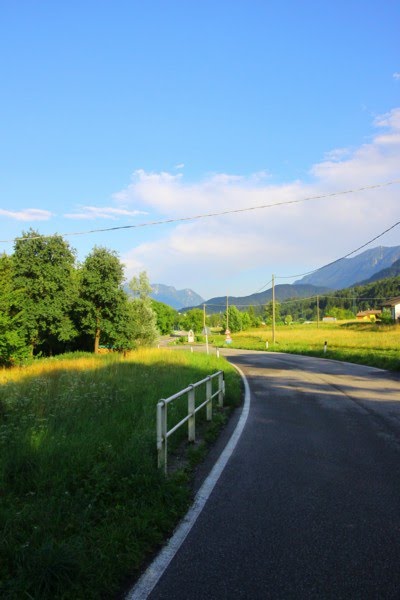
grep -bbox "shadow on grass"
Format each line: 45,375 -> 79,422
0,350 -> 242,600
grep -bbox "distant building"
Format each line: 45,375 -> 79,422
322,316 -> 337,323
356,310 -> 382,321
381,297 -> 400,322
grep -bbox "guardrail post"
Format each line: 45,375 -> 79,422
157,400 -> 168,474
218,371 -> 224,407
206,377 -> 212,421
188,385 -> 196,442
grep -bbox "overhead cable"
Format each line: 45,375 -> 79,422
273,218 -> 400,282
1,179 -> 399,244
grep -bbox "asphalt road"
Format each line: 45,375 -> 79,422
142,351 -> 400,599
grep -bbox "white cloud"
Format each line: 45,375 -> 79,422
393,72 -> 400,80
118,108 -> 400,297
64,206 -> 147,220
374,107 -> 400,129
323,148 -> 351,162
174,163 -> 185,170
0,208 -> 53,221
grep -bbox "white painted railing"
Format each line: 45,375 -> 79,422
157,371 -> 225,474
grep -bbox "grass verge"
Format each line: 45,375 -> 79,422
211,322 -> 400,371
0,349 -> 241,599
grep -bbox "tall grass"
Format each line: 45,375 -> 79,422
213,321 -> 400,370
0,349 -> 241,599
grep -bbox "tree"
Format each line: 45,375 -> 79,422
151,300 -> 178,335
247,305 -> 261,328
180,308 -> 204,333
208,312 -> 223,328
128,271 -> 158,346
0,253 -> 29,365
12,230 -> 78,356
380,308 -> 393,324
325,307 -> 355,320
241,311 -> 251,331
264,300 -> 281,325
77,247 -> 128,353
224,305 -> 243,333
129,271 -> 153,300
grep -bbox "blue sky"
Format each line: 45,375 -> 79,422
0,1 -> 399,299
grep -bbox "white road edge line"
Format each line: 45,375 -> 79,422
126,364 -> 251,600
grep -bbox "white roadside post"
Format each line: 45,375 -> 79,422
206,377 -> 212,421
218,372 -> 224,407
157,400 -> 167,474
188,385 -> 196,442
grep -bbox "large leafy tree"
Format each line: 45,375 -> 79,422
0,253 -> 29,365
224,305 -> 243,333
128,271 -> 159,346
77,246 -> 129,353
180,308 -> 204,333
151,300 -> 178,335
12,230 -> 78,356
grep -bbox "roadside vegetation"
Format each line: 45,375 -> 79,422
209,322 -> 400,371
1,228 -> 399,599
0,349 -> 242,599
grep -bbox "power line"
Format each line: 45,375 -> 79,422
200,292 -> 398,311
279,295 -> 398,306
272,218 -> 400,282
255,279 -> 273,294
1,179 -> 399,244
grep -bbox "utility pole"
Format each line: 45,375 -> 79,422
272,274 -> 276,344
225,295 -> 232,344
203,303 -> 209,354
317,295 -> 320,328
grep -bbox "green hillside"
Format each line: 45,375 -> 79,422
188,284 -> 332,314
279,276 -> 400,321
359,258 -> 400,284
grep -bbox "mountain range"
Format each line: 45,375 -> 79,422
360,257 -> 400,284
138,245 -> 400,311
186,284 -> 333,314
295,246 -> 400,289
149,284 -> 204,310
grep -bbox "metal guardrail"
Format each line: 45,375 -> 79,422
157,370 -> 225,474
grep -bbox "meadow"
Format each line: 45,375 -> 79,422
0,349 -> 242,599
1,322 -> 398,598
212,321 -> 400,371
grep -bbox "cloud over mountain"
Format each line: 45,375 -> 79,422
118,109 -> 400,297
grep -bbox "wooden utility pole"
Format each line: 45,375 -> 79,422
317,295 -> 320,328
203,303 -> 209,354
272,274 -> 276,344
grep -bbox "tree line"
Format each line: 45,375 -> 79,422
182,274 -> 400,334
2,229 -> 398,365
274,276 -> 400,323
0,230 -> 163,366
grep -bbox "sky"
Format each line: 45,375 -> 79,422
0,0 -> 399,300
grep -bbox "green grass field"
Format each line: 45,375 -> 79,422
0,349 -> 241,599
1,322 -> 398,598
211,321 -> 400,371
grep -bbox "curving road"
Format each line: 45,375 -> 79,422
131,350 -> 400,599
